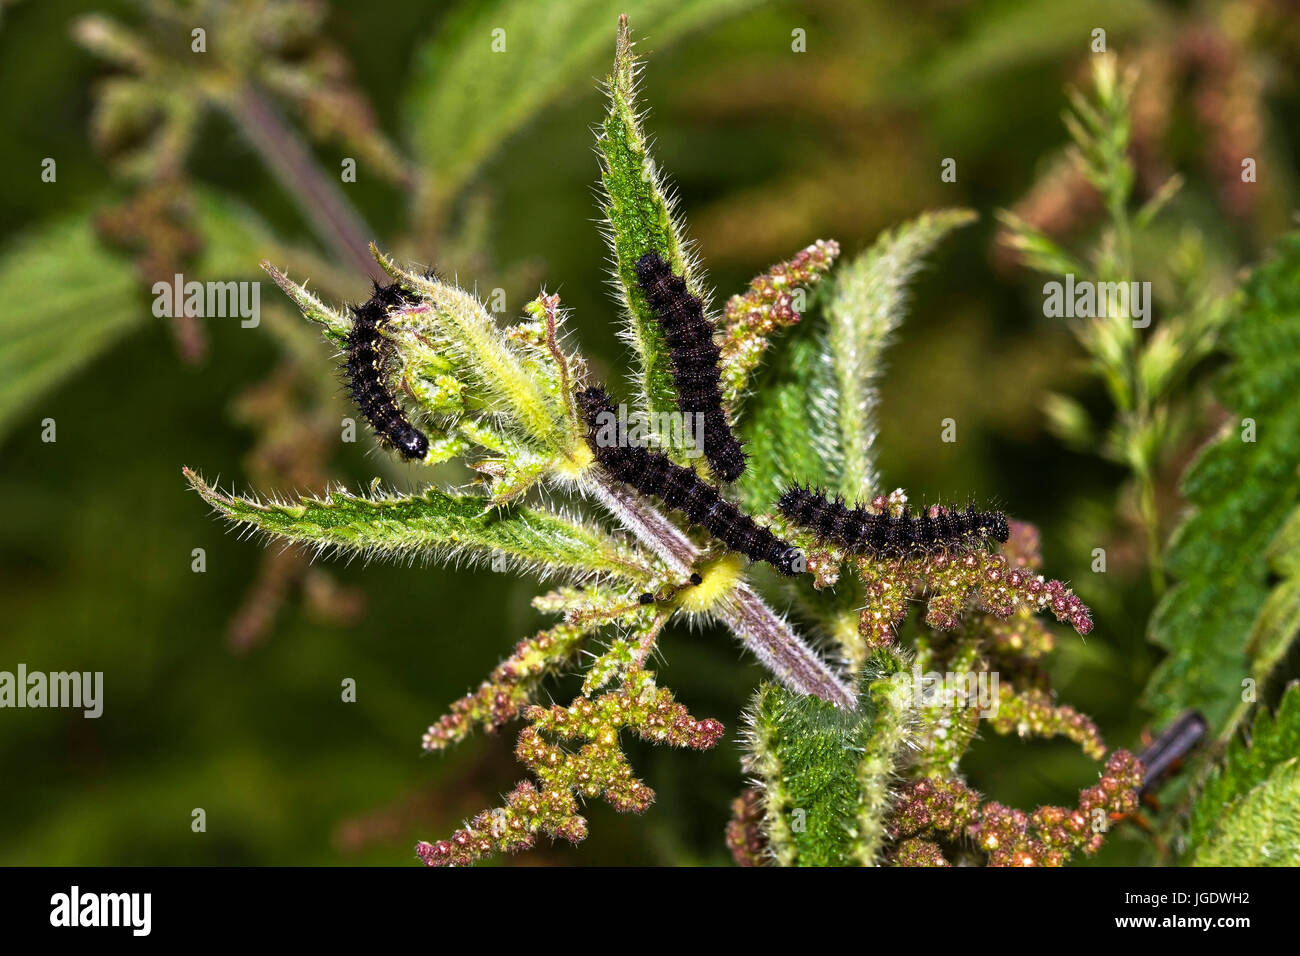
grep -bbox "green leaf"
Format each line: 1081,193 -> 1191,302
739,211 -> 975,510
596,15 -> 705,422
1246,505 -> 1300,689
0,212 -> 143,439
825,208 -> 977,498
405,0 -> 761,213
738,334 -> 838,513
745,655 -> 912,866
185,468 -> 656,583
1191,760 -> 1300,866
1145,232 -> 1300,730
1187,685 -> 1300,865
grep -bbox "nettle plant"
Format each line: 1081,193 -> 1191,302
188,19 -> 1137,867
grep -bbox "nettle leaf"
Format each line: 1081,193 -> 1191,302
1187,685 -> 1300,866
744,658 -> 913,866
1191,760 -> 1300,866
739,210 -> 975,510
1146,232 -> 1300,730
739,334 -> 839,513
0,212 -> 143,438
597,15 -> 705,421
406,0 -> 762,218
1247,505 -> 1300,688
185,468 -> 656,583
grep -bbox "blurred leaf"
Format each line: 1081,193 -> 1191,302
1146,232 -> 1300,730
1265,504 -> 1300,578
995,209 -> 1085,277
1190,760 -> 1300,865
1187,685 -> 1300,865
188,187 -> 353,375
1246,505 -> 1300,689
405,0 -> 762,212
0,211 -> 143,439
1133,173 -> 1184,232
1042,392 -> 1096,452
185,468 -> 655,583
916,0 -> 1161,99
191,187 -> 333,285
1247,581 -> 1300,694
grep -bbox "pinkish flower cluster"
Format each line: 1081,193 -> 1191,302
726,786 -> 769,867
981,608 -> 1056,662
891,837 -> 951,866
887,750 -> 1142,866
988,684 -> 1106,759
418,668 -> 723,866
720,239 -> 839,405
855,547 -> 1093,647
421,622 -> 588,751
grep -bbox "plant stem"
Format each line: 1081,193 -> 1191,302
724,582 -> 857,710
223,84 -> 383,282
584,474 -> 856,709
582,474 -> 697,574
1138,465 -> 1166,597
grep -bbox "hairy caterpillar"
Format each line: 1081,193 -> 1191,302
634,253 -> 746,482
776,485 -> 1009,558
343,281 -> 429,461
578,386 -> 800,575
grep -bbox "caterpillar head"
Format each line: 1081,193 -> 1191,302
773,546 -> 805,577
394,425 -> 429,462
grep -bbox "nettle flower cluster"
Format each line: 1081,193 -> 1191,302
189,18 -> 1137,866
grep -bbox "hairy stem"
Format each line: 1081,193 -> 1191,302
223,84 -> 382,281
581,474 -> 696,575
723,583 -> 856,710
583,473 -> 856,709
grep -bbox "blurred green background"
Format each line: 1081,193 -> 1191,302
1,0 -> 1296,865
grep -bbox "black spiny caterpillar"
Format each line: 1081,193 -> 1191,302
343,281 -> 429,461
634,252 -> 746,482
777,486 -> 1009,558
578,386 -> 800,575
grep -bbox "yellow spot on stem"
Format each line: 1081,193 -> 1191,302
676,553 -> 746,613
556,442 -> 594,478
